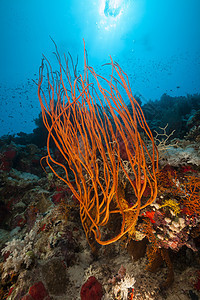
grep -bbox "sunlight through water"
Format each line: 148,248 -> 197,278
98,0 -> 130,30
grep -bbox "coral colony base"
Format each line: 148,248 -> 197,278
0,46 -> 200,299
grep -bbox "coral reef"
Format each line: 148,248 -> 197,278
0,50 -> 200,299
0,128 -> 200,299
142,93 -> 200,139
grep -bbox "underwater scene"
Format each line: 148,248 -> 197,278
0,0 -> 200,299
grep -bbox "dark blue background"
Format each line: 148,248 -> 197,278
0,0 -> 199,136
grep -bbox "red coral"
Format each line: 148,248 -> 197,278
181,207 -> 194,216
181,165 -> 197,173
29,281 -> 49,300
7,286 -> 14,296
80,276 -> 103,300
0,147 -> 16,172
52,192 -> 65,204
56,186 -> 71,194
142,211 -> 155,223
4,148 -> 16,160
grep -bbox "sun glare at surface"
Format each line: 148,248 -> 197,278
98,0 -> 130,30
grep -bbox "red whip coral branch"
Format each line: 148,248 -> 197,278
37,40 -> 159,246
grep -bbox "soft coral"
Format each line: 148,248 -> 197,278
81,276 -> 103,300
0,147 -> 16,171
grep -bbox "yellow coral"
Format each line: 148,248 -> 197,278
160,199 -> 180,216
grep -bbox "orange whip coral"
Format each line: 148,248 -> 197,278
38,40 -> 159,246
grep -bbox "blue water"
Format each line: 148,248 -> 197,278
0,0 -> 200,136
